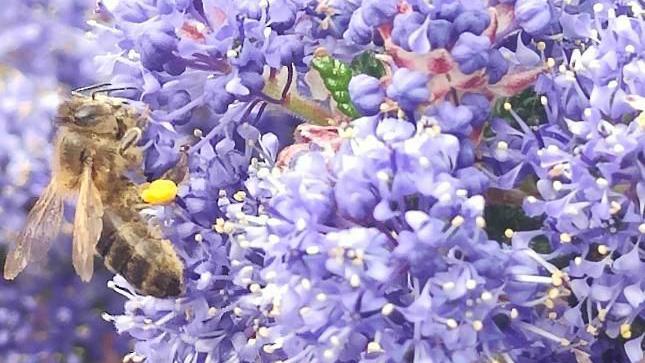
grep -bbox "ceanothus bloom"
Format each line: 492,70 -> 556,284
482,2 -> 645,361
221,114 -> 514,362
45,0 -> 645,362
514,0 -> 552,34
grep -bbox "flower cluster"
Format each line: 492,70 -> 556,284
223,116 -> 511,362
25,0 -> 644,362
483,2 -> 645,360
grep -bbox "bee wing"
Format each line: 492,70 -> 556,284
72,158 -> 104,282
4,181 -> 65,279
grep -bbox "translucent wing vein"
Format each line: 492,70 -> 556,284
3,181 -> 64,279
72,159 -> 104,281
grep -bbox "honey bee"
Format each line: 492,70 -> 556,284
3,84 -> 184,298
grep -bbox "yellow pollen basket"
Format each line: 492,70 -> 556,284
141,179 -> 178,204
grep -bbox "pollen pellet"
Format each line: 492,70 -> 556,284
141,179 -> 178,204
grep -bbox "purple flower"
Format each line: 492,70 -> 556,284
344,9 -> 374,45
451,32 -> 491,74
21,1 -> 643,362
215,112 -> 510,361
453,10 -> 490,36
349,74 -> 385,116
460,92 -> 491,128
430,102 -> 475,137
268,0 -> 298,32
427,19 -> 455,49
514,0 -> 551,33
138,22 -> 184,74
433,0 -> 464,22
360,0 -> 398,27
344,0 -> 398,44
391,12 -> 426,51
386,68 -> 430,110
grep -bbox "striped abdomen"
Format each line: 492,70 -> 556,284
97,209 -> 184,298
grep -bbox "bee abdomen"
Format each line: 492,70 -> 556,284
98,210 -> 184,298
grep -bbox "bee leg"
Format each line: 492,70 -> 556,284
133,203 -> 150,211
161,144 -> 190,184
118,127 -> 142,154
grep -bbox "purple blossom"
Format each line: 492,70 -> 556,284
344,0 -> 398,44
514,0 -> 552,33
453,10 -> 490,36
451,32 -> 491,74
3,0 -> 643,362
386,68 -> 430,110
349,74 -> 385,116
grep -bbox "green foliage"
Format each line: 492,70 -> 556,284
350,50 -> 386,79
484,204 -> 544,243
310,51 -> 385,119
492,89 -> 547,127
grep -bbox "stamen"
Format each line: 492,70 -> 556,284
524,249 -> 560,274
512,274 -> 554,284
366,341 -> 384,354
620,322 -> 632,339
560,233 -> 572,243
381,303 -> 395,316
514,320 -> 571,346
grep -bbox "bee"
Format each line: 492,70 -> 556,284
3,84 -> 184,298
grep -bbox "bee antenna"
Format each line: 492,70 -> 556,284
91,86 -> 139,99
72,82 -> 112,96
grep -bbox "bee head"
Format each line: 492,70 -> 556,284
57,96 -> 115,128
58,86 -> 146,138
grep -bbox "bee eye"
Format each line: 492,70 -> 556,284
74,105 -> 101,125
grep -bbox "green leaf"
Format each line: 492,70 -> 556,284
337,102 -> 360,118
484,204 -> 544,243
350,51 -> 386,79
311,55 -> 335,77
332,90 -> 351,104
311,51 -> 385,120
492,89 -> 546,127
